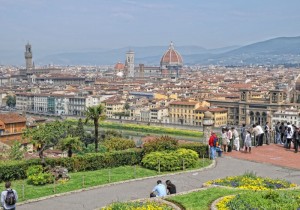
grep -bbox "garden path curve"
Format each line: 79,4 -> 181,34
17,156 -> 300,210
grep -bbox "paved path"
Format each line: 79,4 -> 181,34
18,156 -> 300,210
225,143 -> 300,170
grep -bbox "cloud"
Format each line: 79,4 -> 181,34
111,12 -> 134,20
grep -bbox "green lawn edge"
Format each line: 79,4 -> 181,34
8,159 -> 211,203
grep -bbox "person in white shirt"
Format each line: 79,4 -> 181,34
244,130 -> 252,152
231,127 -> 240,151
285,124 -> 294,149
256,123 -> 264,146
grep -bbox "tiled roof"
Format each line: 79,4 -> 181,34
0,113 -> 26,124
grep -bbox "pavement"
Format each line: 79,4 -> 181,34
225,143 -> 300,170
17,144 -> 300,210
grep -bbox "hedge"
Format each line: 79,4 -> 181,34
179,142 -> 209,158
0,149 -> 142,182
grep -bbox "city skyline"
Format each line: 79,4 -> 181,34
1,0 -> 300,55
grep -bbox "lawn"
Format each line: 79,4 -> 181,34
167,187 -> 242,210
5,159 -> 211,202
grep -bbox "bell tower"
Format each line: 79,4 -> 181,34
125,50 -> 135,77
25,43 -> 33,70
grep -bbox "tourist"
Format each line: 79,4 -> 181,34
240,124 -> 247,151
151,180 -> 167,197
285,126 -> 293,149
244,130 -> 252,153
231,127 -> 240,151
279,122 -> 286,144
227,127 -> 233,152
166,180 -> 176,195
256,123 -> 264,146
221,127 -> 229,153
264,122 -> 270,145
1,181 -> 18,210
252,124 -> 261,146
275,122 -> 283,144
208,131 -> 217,159
294,127 -> 300,153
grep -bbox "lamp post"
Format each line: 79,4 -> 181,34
203,111 -> 214,144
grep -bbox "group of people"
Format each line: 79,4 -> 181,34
274,121 -> 300,153
208,121 -> 300,159
150,180 -> 176,198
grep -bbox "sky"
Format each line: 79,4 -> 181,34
1,0 -> 300,55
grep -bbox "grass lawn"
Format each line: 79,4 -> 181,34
4,159 -> 211,202
167,187 -> 242,210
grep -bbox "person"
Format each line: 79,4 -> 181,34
1,181 -> 18,210
279,122 -> 286,144
256,123 -> 264,146
221,127 -> 229,153
240,124 -> 247,151
264,122 -> 270,145
231,127 -> 240,151
244,130 -> 252,153
208,131 -> 217,159
166,180 -> 176,195
151,180 -> 167,197
294,127 -> 300,153
275,122 -> 283,144
285,126 -> 293,149
227,127 -> 233,152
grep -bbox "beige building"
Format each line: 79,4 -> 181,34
208,89 -> 292,126
195,107 -> 228,127
169,101 -> 200,125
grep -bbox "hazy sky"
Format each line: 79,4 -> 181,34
1,0 -> 300,53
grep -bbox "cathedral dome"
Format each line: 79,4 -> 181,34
114,62 -> 125,71
160,42 -> 183,66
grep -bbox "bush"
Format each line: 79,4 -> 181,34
179,142 -> 209,158
142,148 -> 198,171
26,165 -> 54,185
102,137 -> 136,151
142,136 -> 178,154
0,149 -> 143,182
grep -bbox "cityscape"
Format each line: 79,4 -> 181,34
1,1 -> 300,210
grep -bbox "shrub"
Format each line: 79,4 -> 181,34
0,149 -> 143,182
102,137 -> 136,151
142,136 -> 178,154
102,201 -> 174,210
142,148 -> 198,171
26,165 -> 54,185
179,142 -> 209,158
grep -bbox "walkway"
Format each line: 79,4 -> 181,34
225,143 -> 300,170
18,153 -> 300,210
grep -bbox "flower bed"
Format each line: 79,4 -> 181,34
204,173 -> 297,190
102,200 -> 175,210
216,190 -> 300,210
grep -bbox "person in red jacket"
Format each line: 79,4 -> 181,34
208,131 -> 217,159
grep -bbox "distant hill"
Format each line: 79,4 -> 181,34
1,36 -> 300,66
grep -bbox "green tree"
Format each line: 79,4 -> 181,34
8,141 -> 26,160
75,118 -> 85,143
23,121 -> 70,164
84,105 -> 105,152
6,95 -> 16,108
58,136 -> 82,157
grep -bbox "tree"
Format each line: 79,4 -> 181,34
58,136 -> 82,157
8,141 -> 26,160
23,121 -> 70,164
84,105 -> 105,152
6,95 -> 16,108
74,118 -> 85,143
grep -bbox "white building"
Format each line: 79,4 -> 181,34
272,108 -> 300,127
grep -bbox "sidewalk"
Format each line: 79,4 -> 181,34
17,155 -> 300,210
225,143 -> 300,170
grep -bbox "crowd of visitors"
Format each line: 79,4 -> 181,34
209,121 -> 300,159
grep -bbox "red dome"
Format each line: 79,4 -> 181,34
114,62 -> 125,71
160,42 -> 183,65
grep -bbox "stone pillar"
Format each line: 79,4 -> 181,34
203,111 -> 214,145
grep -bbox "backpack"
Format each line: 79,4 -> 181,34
213,136 -> 219,147
5,189 -> 16,205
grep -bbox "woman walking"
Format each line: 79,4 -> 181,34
221,127 -> 229,153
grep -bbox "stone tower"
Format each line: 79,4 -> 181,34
25,43 -> 33,70
203,111 -> 214,145
125,50 -> 135,77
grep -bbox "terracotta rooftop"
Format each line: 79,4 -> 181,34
0,113 -> 26,124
